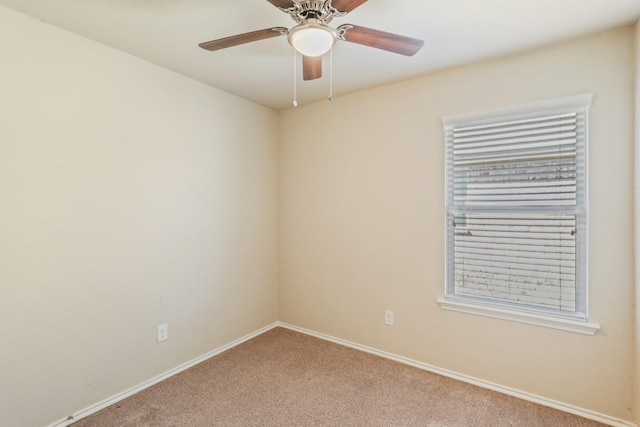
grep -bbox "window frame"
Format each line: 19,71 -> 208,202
439,94 -> 600,335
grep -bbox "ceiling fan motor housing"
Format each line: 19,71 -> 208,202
286,0 -> 347,24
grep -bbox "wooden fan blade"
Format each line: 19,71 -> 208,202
331,0 -> 367,13
337,24 -> 424,56
265,0 -> 295,9
303,55 -> 322,80
199,27 -> 288,51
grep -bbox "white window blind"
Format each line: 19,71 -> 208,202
444,95 -> 591,320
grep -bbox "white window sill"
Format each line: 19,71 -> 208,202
437,298 -> 600,335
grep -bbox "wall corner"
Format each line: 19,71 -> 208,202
633,17 -> 640,427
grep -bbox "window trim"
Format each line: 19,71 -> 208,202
440,94 -> 599,335
437,297 -> 600,335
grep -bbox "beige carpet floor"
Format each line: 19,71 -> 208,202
72,327 -> 606,426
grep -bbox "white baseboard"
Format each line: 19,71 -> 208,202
276,322 -> 637,427
47,322 -> 279,427
48,321 -> 635,427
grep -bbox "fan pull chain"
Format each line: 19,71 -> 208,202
328,46 -> 334,102
292,49 -> 298,108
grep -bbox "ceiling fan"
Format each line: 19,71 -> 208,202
199,0 -> 424,81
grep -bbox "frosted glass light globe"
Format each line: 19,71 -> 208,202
288,22 -> 337,57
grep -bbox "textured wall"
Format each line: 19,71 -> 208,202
634,19 -> 640,426
0,6 -> 279,426
1,4 -> 636,425
279,27 -> 635,422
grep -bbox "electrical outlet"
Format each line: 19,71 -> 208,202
385,310 -> 394,326
157,323 -> 168,342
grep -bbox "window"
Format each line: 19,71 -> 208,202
439,94 -> 599,335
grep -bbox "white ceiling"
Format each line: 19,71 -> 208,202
2,0 -> 640,110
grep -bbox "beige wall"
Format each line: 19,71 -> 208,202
1,3 -> 637,425
635,19 -> 640,425
0,6 -> 278,426
279,27 -> 636,422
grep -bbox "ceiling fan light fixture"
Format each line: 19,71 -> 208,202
288,20 -> 337,57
